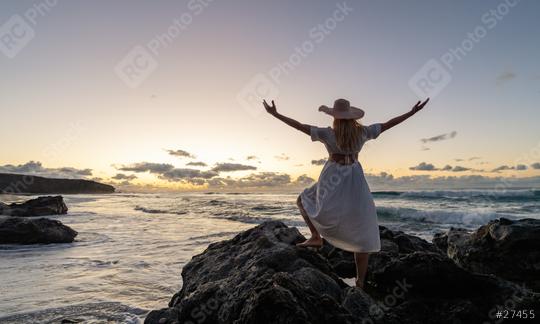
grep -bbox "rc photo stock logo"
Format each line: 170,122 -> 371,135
236,73 -> 280,118
114,0 -> 215,88
408,59 -> 452,99
236,1 -> 353,117
0,0 -> 59,59
408,0 -> 519,98
114,45 -> 158,89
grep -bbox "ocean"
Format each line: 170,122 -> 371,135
1,189 -> 539,323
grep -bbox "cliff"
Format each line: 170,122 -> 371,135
0,173 -> 115,194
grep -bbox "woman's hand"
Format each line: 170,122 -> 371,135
381,97 -> 430,133
411,98 -> 430,114
262,100 -> 311,135
263,99 -> 277,115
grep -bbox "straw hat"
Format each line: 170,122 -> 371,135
318,99 -> 365,119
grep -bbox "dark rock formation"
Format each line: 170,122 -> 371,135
320,225 -> 440,278
0,217 -> 77,244
0,196 -> 68,216
433,218 -> 540,292
145,221 -> 539,324
0,173 -> 115,194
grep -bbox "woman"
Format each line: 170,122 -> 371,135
263,97 -> 429,288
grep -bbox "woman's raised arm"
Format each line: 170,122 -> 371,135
263,100 -> 310,135
381,98 -> 429,133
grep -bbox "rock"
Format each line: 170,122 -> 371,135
433,218 -> 540,291
60,319 -> 82,324
145,221 -> 380,324
0,196 -> 68,216
433,227 -> 470,253
145,221 -> 539,324
320,225 -> 440,278
0,173 -> 115,194
0,217 -> 77,244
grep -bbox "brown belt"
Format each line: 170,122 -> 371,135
329,153 -> 358,165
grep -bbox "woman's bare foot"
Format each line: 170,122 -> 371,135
296,236 -> 323,248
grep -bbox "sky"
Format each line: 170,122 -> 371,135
1,0 -> 540,191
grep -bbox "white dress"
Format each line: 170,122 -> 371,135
300,124 -> 382,253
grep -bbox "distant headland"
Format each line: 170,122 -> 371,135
0,173 -> 115,194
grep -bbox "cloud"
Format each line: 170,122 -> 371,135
411,161 -> 536,173
274,153 -> 290,161
117,162 -> 174,173
516,164 -> 528,170
496,71 -> 516,85
294,174 -> 316,186
112,173 -> 137,181
0,161 -> 93,179
159,168 -> 219,182
491,165 -> 528,172
208,172 -> 292,188
365,172 -> 540,190
409,162 -> 437,171
411,163 -> 472,172
421,131 -> 457,144
166,149 -> 195,158
469,157 -> 481,161
211,163 -> 257,172
531,163 -> 540,169
237,173 -> 291,187
186,161 -> 208,167
246,155 -> 259,161
311,159 -> 327,166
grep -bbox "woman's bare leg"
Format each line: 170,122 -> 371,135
296,196 -> 322,247
354,252 -> 369,288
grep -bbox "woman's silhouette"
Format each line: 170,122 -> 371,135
263,97 -> 429,288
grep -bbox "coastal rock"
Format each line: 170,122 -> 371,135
0,217 -> 77,244
0,196 -> 68,216
145,221 -> 539,324
433,218 -> 540,291
145,221 -> 379,324
320,225 -> 440,278
0,173 -> 115,194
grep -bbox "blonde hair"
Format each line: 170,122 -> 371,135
333,119 -> 363,152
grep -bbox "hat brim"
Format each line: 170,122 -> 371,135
318,105 -> 365,119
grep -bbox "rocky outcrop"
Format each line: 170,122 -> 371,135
0,196 -> 68,216
0,173 -> 115,194
0,217 -> 77,244
320,225 -> 440,278
145,221 -> 539,324
433,218 -> 540,292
